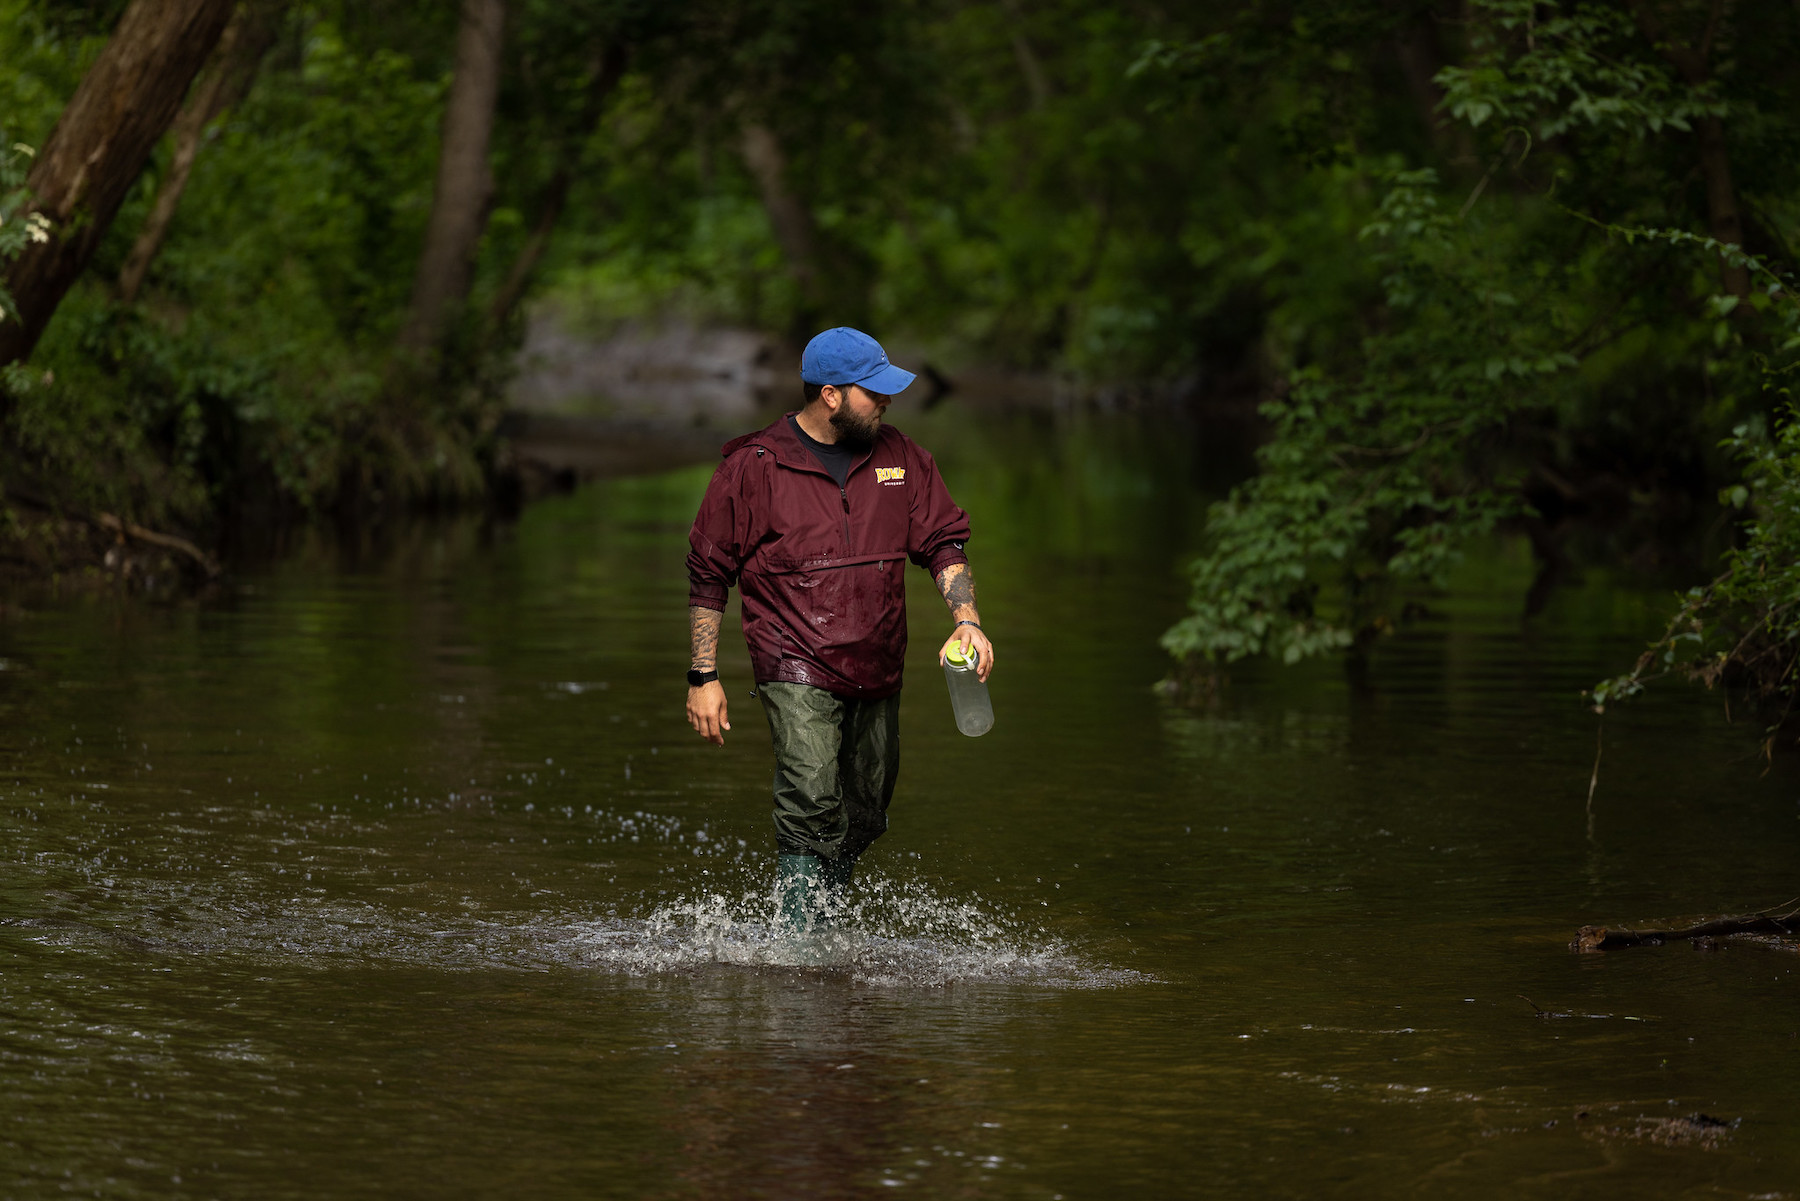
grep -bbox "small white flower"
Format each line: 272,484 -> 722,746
25,212 -> 50,243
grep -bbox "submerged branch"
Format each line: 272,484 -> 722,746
92,511 -> 219,577
1572,899 -> 1800,952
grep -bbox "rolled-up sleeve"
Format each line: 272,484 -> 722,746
907,446 -> 972,575
687,456 -> 754,610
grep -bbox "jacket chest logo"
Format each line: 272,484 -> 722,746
873,466 -> 907,485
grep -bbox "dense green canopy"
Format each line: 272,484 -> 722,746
2,0 -> 1799,714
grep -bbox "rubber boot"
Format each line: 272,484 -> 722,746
776,853 -> 823,933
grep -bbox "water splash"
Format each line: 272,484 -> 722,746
7,780 -> 1133,987
575,869 -> 1145,988
9,860 -> 1142,989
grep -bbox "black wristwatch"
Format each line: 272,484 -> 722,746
687,668 -> 719,687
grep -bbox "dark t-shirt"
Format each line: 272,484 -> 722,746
788,415 -> 857,488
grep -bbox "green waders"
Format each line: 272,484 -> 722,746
759,682 -> 900,930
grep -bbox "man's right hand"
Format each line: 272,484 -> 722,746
686,680 -> 731,746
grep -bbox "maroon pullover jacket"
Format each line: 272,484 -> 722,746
686,413 -> 971,698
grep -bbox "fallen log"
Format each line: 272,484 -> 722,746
1573,901 -> 1800,952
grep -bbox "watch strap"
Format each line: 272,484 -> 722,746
687,668 -> 719,687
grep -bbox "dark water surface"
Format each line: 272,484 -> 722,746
4,410 -> 1799,1199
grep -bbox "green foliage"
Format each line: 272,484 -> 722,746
1162,0 -> 1800,709
1437,1 -> 1721,138
2,5 -> 481,520
1163,169 -> 1574,664
3,0 -> 1800,718
543,0 -> 1385,377
0,139 -> 47,398
0,0 -> 107,148
1592,402 -> 1800,718
1588,231 -> 1800,716
0,129 -> 209,526
2,0 -> 1487,530
108,19 -> 459,506
0,143 -> 37,312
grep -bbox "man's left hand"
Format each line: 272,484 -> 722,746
938,625 -> 994,682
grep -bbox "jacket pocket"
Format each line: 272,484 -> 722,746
805,558 -> 903,649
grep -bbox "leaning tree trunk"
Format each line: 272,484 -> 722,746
0,0 -> 238,367
395,0 -> 507,369
117,0 -> 283,304
486,41 -> 628,334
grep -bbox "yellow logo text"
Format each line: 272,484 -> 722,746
874,467 -> 907,484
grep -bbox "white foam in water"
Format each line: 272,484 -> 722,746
41,867 -> 1140,989
18,795 -> 1139,987
570,870 -> 1142,988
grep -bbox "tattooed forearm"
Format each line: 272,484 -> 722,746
689,605 -> 723,671
934,562 -> 980,622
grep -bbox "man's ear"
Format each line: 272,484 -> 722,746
820,385 -> 843,412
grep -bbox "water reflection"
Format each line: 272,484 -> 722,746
659,982 -> 944,1198
3,408 -> 1800,1197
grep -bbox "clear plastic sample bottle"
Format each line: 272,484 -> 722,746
942,642 -> 994,737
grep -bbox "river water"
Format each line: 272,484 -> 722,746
3,409 -> 1798,1199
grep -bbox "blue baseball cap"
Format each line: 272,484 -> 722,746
799,327 -> 916,395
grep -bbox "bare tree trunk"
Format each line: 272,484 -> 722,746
117,1 -> 283,304
486,41 -> 628,334
396,0 -> 507,365
0,0 -> 238,367
1630,0 -> 1749,297
740,122 -> 825,331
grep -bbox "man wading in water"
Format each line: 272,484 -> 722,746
684,327 -> 995,930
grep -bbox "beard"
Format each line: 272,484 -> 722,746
830,403 -> 882,450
